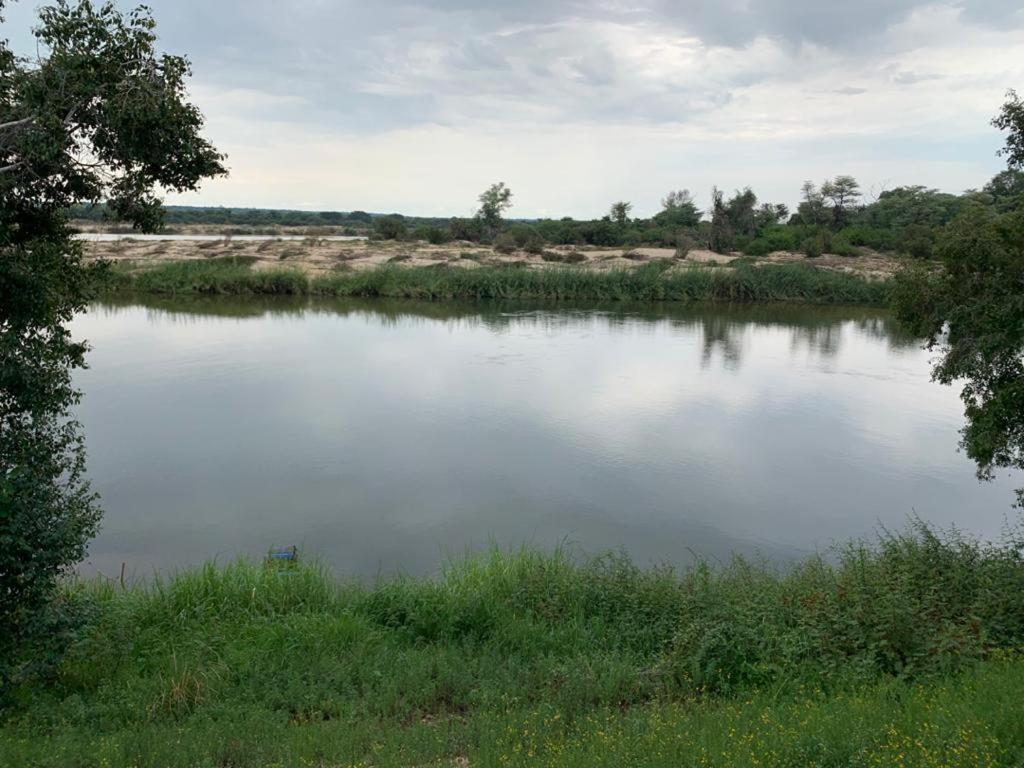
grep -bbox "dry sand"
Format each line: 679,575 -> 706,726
83,235 -> 902,280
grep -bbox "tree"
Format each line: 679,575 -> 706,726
820,175 -> 861,229
1,0 -> 224,659
754,203 -> 789,232
654,189 -> 700,228
708,187 -> 734,253
374,214 -> 406,240
893,94 -> 1024,505
476,182 -> 512,237
796,181 -> 829,227
609,201 -> 632,227
724,188 -> 758,237
993,88 -> 1024,169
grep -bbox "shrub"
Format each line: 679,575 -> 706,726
675,233 -> 697,259
831,234 -> 859,257
492,233 -> 517,254
374,215 -> 407,240
897,223 -> 936,259
423,227 -> 450,245
540,249 -> 586,264
801,230 -> 830,258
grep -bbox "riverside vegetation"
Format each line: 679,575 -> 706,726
3,521 -> 1024,767
99,258 -> 892,305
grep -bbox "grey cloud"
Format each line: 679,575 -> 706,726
834,86 -> 868,96
891,71 -> 945,85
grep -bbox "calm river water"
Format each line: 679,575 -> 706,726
71,297 -> 1019,579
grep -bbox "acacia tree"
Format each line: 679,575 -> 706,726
609,201 -> 632,228
0,0 -> 225,658
893,91 -> 1024,505
475,182 -> 512,238
821,175 -> 861,229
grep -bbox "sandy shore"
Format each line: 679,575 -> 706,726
82,236 -> 901,280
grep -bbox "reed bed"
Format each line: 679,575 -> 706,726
102,259 -> 892,305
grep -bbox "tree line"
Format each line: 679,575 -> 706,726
72,170 -> 1024,262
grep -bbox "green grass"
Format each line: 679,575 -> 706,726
3,520 -> 1023,766
101,259 -> 892,305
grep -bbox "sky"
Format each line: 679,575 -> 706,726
4,0 -> 1024,218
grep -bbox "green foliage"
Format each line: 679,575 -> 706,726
373,214 -> 406,240
893,205 -> 1024,500
865,186 -> 965,231
414,226 -> 449,245
821,175 -> 862,229
609,201 -> 632,227
654,189 -> 701,228
476,182 -> 513,236
993,88 -> 1024,169
0,0 -> 223,664
897,223 -> 937,259
3,522 -> 1024,765
105,260 -> 890,305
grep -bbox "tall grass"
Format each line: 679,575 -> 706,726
2,521 -> 1023,766
102,260 -> 891,305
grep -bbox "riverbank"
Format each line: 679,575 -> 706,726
98,258 -> 892,305
4,521 -> 1023,766
82,234 -> 902,279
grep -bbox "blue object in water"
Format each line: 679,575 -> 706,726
268,545 -> 298,562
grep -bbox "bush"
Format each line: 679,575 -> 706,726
831,234 -> 860,257
840,224 -> 895,251
421,227 -> 450,245
449,217 -> 485,242
675,233 -> 697,259
540,249 -> 586,264
897,223 -> 936,259
492,233 -> 517,254
374,215 -> 407,240
801,230 -> 831,258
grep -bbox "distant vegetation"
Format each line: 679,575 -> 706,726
4,521 -> 1024,766
102,259 -> 891,305
71,169 -> 1024,261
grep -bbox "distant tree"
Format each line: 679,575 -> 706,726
821,175 -> 862,229
893,93 -> 1024,506
708,187 -> 734,253
476,182 -> 513,237
754,203 -> 789,232
1,0 -> 224,661
983,170 -> 1024,212
374,215 -> 406,240
993,88 -> 1024,168
724,188 -> 758,237
654,189 -> 701,228
865,186 -> 965,230
346,210 -> 373,224
609,201 -> 632,227
796,181 -> 829,227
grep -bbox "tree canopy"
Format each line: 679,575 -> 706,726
893,91 -> 1024,505
0,0 -> 224,660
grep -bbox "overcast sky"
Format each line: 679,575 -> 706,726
4,0 -> 1024,217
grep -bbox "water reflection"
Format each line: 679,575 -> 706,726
72,296 -> 1015,580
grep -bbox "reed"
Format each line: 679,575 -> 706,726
101,260 -> 892,305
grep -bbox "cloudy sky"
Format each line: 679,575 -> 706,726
4,0 -> 1024,217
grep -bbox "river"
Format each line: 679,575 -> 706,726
70,296 -> 1020,579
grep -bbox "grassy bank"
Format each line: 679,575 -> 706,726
3,521 -> 1024,766
100,258 -> 892,305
